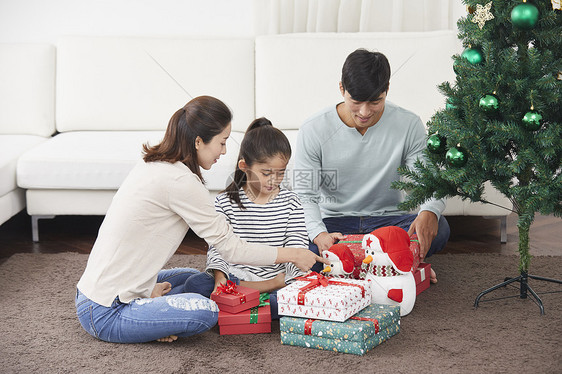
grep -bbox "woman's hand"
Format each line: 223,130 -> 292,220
277,247 -> 329,272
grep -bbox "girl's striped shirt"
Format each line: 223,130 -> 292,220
206,188 -> 307,283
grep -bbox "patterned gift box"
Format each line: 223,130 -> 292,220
277,272 -> 372,322
218,295 -> 272,335
339,233 -> 421,279
280,304 -> 400,355
210,280 -> 260,314
414,262 -> 431,295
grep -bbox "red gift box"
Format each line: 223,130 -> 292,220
414,263 -> 431,295
339,233 -> 421,279
337,235 -> 365,279
210,281 -> 260,313
218,304 -> 272,335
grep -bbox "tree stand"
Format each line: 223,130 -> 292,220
474,271 -> 562,315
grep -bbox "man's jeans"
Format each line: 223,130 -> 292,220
308,214 -> 450,272
75,268 -> 219,343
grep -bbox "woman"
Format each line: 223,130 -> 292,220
75,96 -> 325,343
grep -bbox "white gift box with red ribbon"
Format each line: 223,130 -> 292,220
277,272 -> 372,322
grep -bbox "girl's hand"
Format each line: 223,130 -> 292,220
272,272 -> 286,289
212,270 -> 228,294
151,282 -> 172,298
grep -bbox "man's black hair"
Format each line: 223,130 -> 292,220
341,49 -> 391,102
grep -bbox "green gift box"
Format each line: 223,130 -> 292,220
280,303 -> 400,355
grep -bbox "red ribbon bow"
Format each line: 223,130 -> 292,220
215,280 -> 246,304
294,272 -> 365,305
349,316 -> 380,333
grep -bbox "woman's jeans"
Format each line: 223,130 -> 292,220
184,272 -> 281,320
309,214 -> 450,272
75,268 -> 219,343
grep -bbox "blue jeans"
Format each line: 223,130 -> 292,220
309,214 -> 450,272
184,272 -> 281,320
75,268 -> 219,343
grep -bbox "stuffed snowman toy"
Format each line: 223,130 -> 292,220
321,243 -> 355,278
361,226 -> 416,316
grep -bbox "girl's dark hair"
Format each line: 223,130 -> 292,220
341,49 -> 391,102
142,96 -> 232,183
224,117 -> 291,209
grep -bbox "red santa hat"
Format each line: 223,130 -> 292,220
370,226 -> 413,273
327,243 -> 355,274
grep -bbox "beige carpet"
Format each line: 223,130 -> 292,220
0,252 -> 561,373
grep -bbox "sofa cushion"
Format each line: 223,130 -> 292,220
255,31 -> 461,129
56,36 -> 255,133
0,135 -> 47,196
0,189 -> 25,226
0,43 -> 56,137
17,131 -> 164,189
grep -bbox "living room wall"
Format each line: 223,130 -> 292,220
0,0 -> 256,43
0,0 -> 467,44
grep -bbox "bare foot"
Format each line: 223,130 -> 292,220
430,268 -> 438,284
151,282 -> 172,298
156,335 -> 178,343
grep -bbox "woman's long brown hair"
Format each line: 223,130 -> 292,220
143,96 -> 232,182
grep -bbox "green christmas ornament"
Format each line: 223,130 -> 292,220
479,94 -> 500,112
511,2 -> 539,29
461,47 -> 484,65
427,134 -> 447,154
522,110 -> 542,130
453,59 -> 461,74
446,145 -> 468,167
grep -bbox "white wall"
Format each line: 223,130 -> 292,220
0,0 -> 467,44
0,0 -> 256,44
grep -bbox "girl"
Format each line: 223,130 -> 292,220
184,117 -> 308,319
75,97 -> 324,343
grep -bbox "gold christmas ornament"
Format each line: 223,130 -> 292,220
472,1 -> 495,29
552,0 -> 561,11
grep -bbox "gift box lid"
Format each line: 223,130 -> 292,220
219,305 -> 272,326
280,304 -> 400,342
278,273 -> 371,308
210,281 -> 259,307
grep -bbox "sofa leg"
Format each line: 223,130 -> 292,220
499,216 -> 507,244
483,216 -> 508,244
31,215 -> 55,242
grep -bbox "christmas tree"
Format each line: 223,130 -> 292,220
393,0 -> 561,277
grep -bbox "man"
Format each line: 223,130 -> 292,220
294,49 -> 449,282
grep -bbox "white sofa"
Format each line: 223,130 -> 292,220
8,31 -> 512,242
0,44 -> 56,227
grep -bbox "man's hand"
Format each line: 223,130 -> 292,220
407,210 -> 438,260
313,232 -> 346,254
